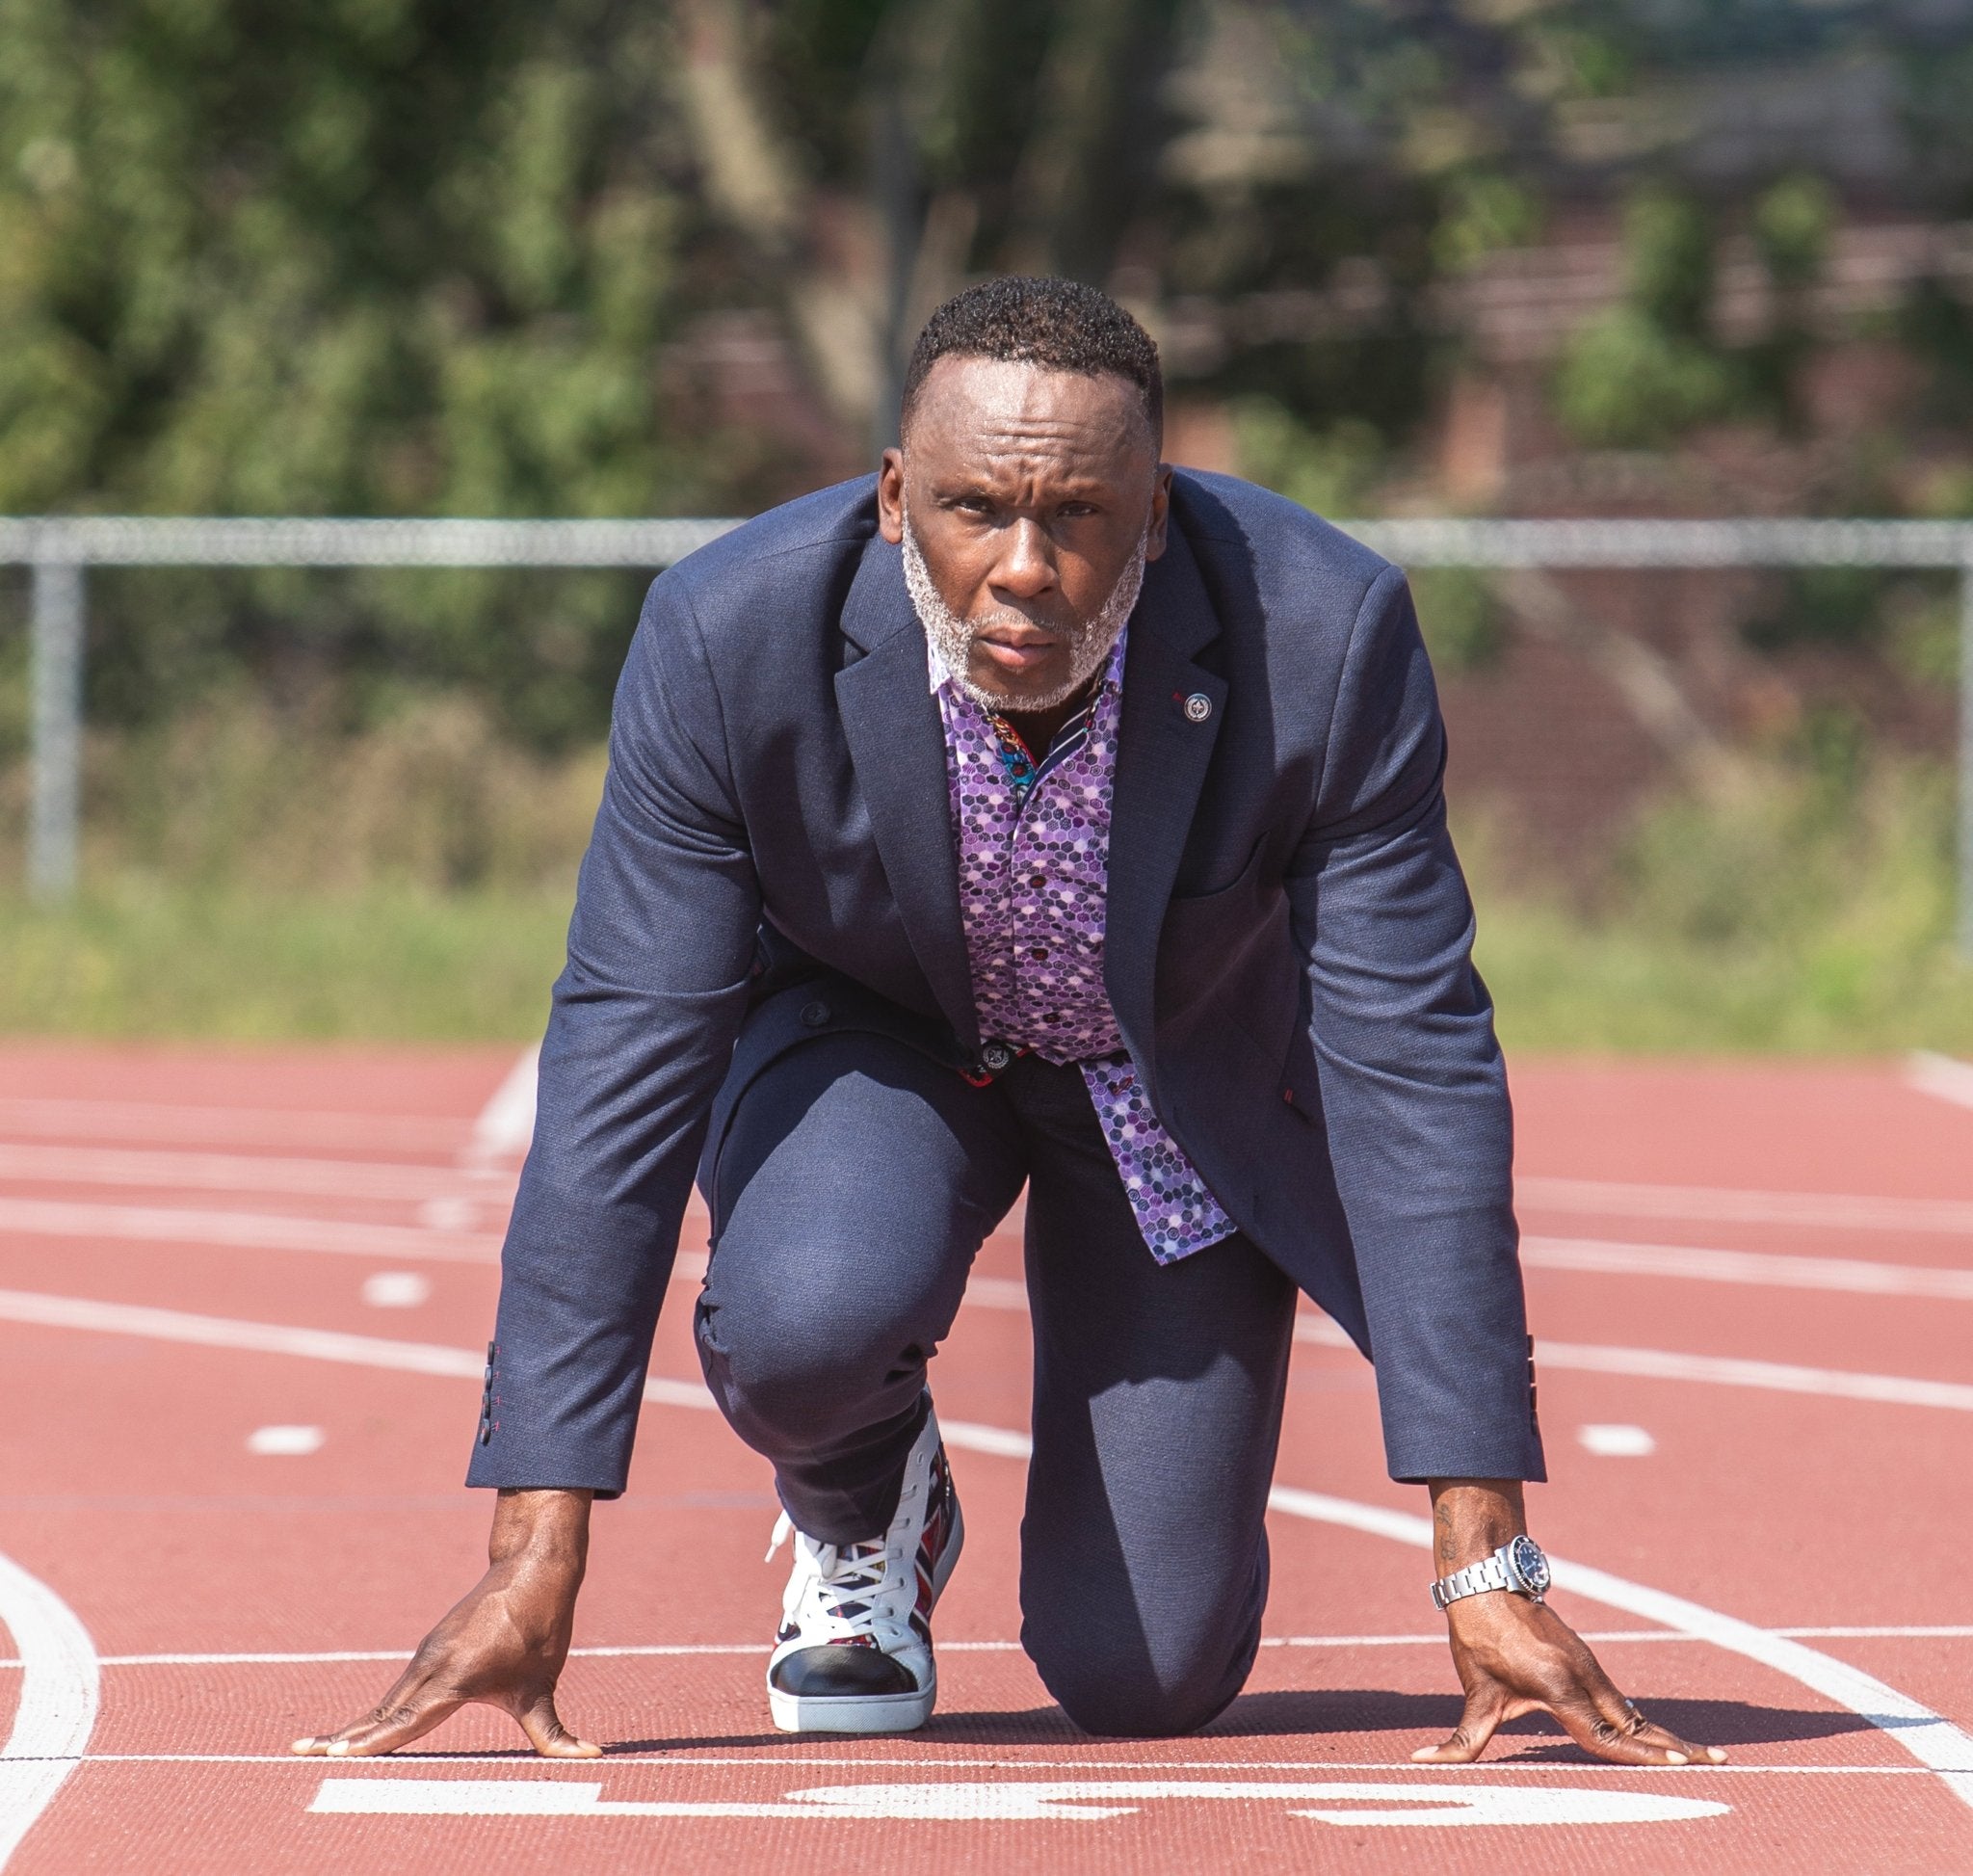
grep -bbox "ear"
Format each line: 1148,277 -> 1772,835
878,449 -> 906,544
1144,463 -> 1173,561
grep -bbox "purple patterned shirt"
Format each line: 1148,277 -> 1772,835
932,630 -> 1235,1263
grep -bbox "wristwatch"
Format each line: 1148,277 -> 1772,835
1430,1534 -> 1551,1610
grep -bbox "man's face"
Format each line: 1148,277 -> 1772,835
877,357 -> 1171,713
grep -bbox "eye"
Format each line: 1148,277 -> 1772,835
1057,501 -> 1098,519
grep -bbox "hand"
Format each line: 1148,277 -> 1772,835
1415,1477 -> 1724,1768
1415,1588 -> 1726,1766
291,1488 -> 601,1760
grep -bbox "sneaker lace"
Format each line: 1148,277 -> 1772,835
766,1484 -> 921,1648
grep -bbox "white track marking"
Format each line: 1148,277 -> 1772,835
1287,1315 -> 1973,1411
1521,1235 -> 1973,1301
1528,1340 -> 1973,1412
360,1273 -> 432,1309
1519,1176 -> 1973,1237
13,1626 -> 1961,1670
0,1144 -> 485,1202
0,1198 -> 497,1264
0,1291 -> 487,1379
1907,1051 -> 1973,1112
0,1550 -> 99,1868
462,1046 -> 539,1174
0,1099 -> 467,1153
7,1299 -> 1969,1810
307,1774 -> 1727,1826
246,1426 -> 325,1456
1265,1487 -> 1973,1809
1579,1423 -> 1657,1456
9,1752 -> 1949,1776
3,1281 -> 1970,1423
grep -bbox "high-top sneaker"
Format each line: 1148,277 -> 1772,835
764,1405 -> 961,1733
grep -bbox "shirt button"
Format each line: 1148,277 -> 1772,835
1029,874 -> 1046,889
1030,946 -> 1048,961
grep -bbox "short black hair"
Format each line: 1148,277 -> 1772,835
901,277 -> 1163,444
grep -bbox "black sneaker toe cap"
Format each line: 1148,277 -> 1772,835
770,1644 -> 917,1698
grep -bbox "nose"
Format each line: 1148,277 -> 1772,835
988,517 -> 1057,603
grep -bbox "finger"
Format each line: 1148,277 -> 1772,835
1581,1667 -> 1728,1766
1410,1686 -> 1512,1764
1603,1697 -> 1728,1766
296,1694 -> 466,1759
1554,1649 -> 1728,1767
516,1690 -> 602,1759
1551,1692 -> 1722,1767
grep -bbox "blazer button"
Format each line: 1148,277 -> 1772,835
801,999 -> 831,1028
1183,693 -> 1213,724
982,1043 -> 1013,1071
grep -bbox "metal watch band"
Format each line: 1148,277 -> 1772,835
1430,1552 -> 1512,1611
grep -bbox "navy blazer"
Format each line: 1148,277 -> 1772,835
469,470 -> 1544,1496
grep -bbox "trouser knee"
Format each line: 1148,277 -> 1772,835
694,1292 -> 917,1453
1024,1626 -> 1257,1739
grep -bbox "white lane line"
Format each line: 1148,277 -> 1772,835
1286,1315 -> 1973,1412
1519,1176 -> 1973,1237
0,1550 -> 99,1868
0,1199 -> 497,1265
1265,1488 -> 1973,1808
0,1291 -> 488,1379
3,1281 -> 1970,1426
7,1296 -> 1970,1807
1531,1340 -> 1973,1413
0,1099 -> 468,1154
20,1626 -> 1963,1670
0,1144 -> 487,1203
1521,1235 -> 1973,1302
463,1046 -> 539,1175
4,1754 -> 1942,1777
1907,1051 -> 1973,1113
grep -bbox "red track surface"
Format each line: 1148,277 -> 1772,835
0,1045 -> 1969,1872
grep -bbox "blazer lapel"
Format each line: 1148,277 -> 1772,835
834,538 -> 981,1053
1104,524 -> 1225,1096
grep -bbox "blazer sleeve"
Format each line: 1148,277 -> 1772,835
1284,563 -> 1543,1485
467,571 -> 762,1496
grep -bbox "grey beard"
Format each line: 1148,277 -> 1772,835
902,510 -> 1147,713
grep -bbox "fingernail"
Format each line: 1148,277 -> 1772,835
1666,1750 -> 1689,1765
327,1740 -> 351,1757
1707,1747 -> 1727,1763
289,1738 -> 315,1755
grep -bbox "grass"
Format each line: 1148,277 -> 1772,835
0,884 -> 569,1040
3,710 -> 1970,1052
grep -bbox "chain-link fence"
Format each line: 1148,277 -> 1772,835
6,514 -> 1972,954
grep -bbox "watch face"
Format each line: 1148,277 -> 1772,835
1511,1534 -> 1551,1595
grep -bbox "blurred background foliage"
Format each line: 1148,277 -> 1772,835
4,0 -> 1973,1042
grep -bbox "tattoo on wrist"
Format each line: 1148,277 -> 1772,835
1434,1501 -> 1457,1565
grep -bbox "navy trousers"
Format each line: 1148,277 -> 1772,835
694,1033 -> 1299,1737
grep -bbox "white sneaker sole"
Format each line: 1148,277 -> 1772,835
768,1490 -> 964,1735
768,1675 -> 937,1734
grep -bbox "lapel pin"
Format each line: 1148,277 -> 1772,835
1183,693 -> 1213,724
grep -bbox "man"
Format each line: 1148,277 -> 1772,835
296,277 -> 1720,1765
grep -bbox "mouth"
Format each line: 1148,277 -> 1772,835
973,624 -> 1060,675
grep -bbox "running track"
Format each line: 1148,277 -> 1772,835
0,1044 -> 1970,1872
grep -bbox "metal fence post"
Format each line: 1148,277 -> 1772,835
28,557 -> 85,902
1961,561 -> 1973,962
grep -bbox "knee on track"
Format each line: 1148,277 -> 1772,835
1027,1640 -> 1247,1740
